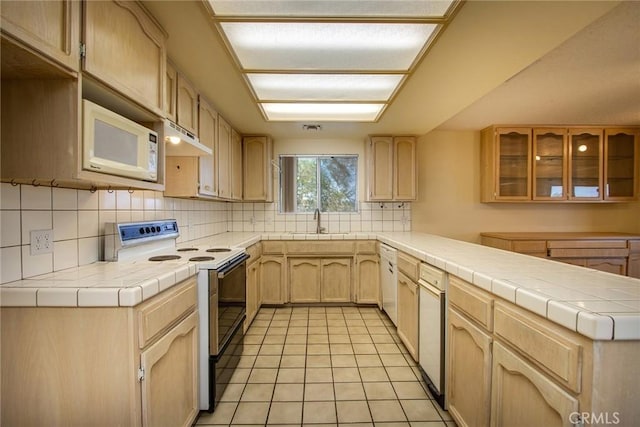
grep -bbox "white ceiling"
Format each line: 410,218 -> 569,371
143,1 -> 639,140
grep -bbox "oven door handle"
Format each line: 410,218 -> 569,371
217,253 -> 250,278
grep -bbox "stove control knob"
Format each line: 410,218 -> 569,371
139,227 -> 145,235
145,227 -> 151,234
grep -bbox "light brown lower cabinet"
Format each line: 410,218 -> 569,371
396,271 -> 419,361
447,275 -> 640,427
260,255 -> 286,304
288,257 -> 351,303
355,254 -> 380,305
0,277 -> 199,427
246,258 -> 261,330
491,342 -> 578,427
447,307 -> 493,427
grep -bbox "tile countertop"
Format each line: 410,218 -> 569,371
2,231 -> 639,341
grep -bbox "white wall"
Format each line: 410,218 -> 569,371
412,130 -> 640,242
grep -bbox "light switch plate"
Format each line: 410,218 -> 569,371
30,229 -> 54,255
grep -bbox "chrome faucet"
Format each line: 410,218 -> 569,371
313,208 -> 325,234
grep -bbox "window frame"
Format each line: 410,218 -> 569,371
279,154 -> 359,213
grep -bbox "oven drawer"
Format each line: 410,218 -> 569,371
137,277 -> 197,348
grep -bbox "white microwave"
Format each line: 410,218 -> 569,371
83,99 -> 158,182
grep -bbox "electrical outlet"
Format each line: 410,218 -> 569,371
30,229 -> 54,255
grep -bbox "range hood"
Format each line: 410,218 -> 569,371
164,119 -> 213,156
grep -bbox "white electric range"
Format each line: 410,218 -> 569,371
104,219 -> 249,412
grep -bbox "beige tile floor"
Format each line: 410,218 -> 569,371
197,306 -> 457,426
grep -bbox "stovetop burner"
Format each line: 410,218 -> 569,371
177,248 -> 198,252
148,255 -> 182,261
189,256 -> 216,262
206,248 -> 232,253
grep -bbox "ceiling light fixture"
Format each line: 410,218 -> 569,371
206,0 -> 461,122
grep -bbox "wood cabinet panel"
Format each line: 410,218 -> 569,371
83,0 -> 166,115
231,129 -> 243,200
1,0 -> 80,72
217,116 -> 232,199
355,255 -> 380,305
366,135 -> 416,201
394,136 -> 417,200
243,136 -> 273,201
260,256 -> 285,304
448,276 -> 494,332
491,342 -> 579,427
164,60 -> 177,121
321,258 -> 351,303
176,73 -> 198,135
447,307 -> 492,427
569,128 -> 603,201
397,251 -> 420,282
533,128 -> 567,200
604,128 -> 638,201
289,258 -> 321,303
246,258 -> 261,330
287,241 -> 355,255
140,311 -> 198,427
397,271 -> 419,361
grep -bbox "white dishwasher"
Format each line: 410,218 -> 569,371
379,243 -> 398,326
418,262 -> 447,409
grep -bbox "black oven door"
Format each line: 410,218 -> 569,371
217,255 -> 248,350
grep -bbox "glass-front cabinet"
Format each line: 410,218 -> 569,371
533,129 -> 567,200
568,128 -> 602,201
496,128 -> 531,200
604,129 -> 638,201
482,125 -> 638,203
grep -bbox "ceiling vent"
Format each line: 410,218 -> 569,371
302,124 -> 323,132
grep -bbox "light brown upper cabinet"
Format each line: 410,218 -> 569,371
481,127 -> 532,201
533,128 -> 567,201
198,96 -> 218,197
568,128 -> 602,201
366,135 -> 417,201
164,61 -> 177,122
604,128 -> 638,201
82,0 -> 166,116
243,136 -> 273,202
1,0 -> 80,74
482,126 -> 639,203
231,130 -> 243,201
176,73 -> 198,136
217,116 -> 232,199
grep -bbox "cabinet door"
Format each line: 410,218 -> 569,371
491,342 -> 578,427
260,256 -> 285,304
568,128 -> 603,200
604,128 -> 638,201
246,260 -> 260,330
164,156 -> 198,197
1,0 -> 80,72
393,136 -> 417,200
140,311 -> 198,427
217,117 -> 232,199
83,0 -> 165,115
628,253 -> 640,279
355,255 -> 379,305
243,136 -> 273,201
289,258 -> 321,303
447,307 -> 492,427
367,136 -> 394,201
586,258 -> 627,276
397,271 -> 419,361
198,97 -> 218,197
231,129 -> 243,200
321,258 -> 351,303
495,128 -> 531,200
533,129 -> 567,200
165,61 -> 177,122
176,74 -> 198,136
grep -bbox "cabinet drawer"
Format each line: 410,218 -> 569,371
246,243 -> 262,262
287,241 -> 355,255
262,241 -> 285,254
547,240 -> 627,249
397,251 -> 420,281
137,277 -> 197,348
493,301 -> 584,393
629,240 -> 640,253
548,248 -> 629,258
356,240 -> 377,254
512,240 -> 546,253
448,276 -> 493,331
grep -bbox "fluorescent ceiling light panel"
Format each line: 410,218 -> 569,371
247,74 -> 404,101
221,22 -> 438,71
261,103 -> 384,121
209,0 -> 456,18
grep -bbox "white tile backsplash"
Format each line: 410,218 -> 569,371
1,185 -> 231,284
